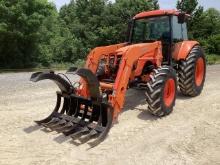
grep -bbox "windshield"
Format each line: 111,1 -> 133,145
131,16 -> 170,43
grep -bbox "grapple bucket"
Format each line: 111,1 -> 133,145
30,70 -> 113,147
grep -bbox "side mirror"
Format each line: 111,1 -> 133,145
178,12 -> 186,24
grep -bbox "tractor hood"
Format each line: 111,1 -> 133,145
115,42 -> 162,56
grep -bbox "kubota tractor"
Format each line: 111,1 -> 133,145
30,10 -> 206,146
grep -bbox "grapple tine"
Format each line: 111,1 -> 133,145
79,130 -> 99,143
60,98 -> 69,114
67,98 -> 77,116
35,93 -> 62,125
35,118 -> 52,126
56,122 -> 74,133
70,127 -> 90,140
62,124 -> 78,136
73,100 -> 81,117
61,101 -> 88,135
49,119 -> 67,130
42,117 -> 60,128
40,93 -> 72,130
82,105 -> 89,119
62,119 -> 86,136
88,106 -> 113,147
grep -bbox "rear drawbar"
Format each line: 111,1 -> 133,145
30,70 -> 113,147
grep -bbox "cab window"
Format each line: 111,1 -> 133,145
132,16 -> 170,43
172,16 -> 188,42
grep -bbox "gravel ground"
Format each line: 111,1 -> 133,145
0,65 -> 220,165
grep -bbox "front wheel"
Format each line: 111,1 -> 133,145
145,66 -> 177,117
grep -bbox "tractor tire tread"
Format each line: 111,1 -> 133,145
178,45 -> 206,96
145,66 -> 177,117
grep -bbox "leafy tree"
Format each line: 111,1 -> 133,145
176,0 -> 204,38
177,0 -> 199,14
176,1 -> 220,55
0,0 -> 58,68
104,0 -> 159,43
59,0 -> 159,61
1,0 -> 218,69
197,9 -> 220,54
37,5 -> 60,66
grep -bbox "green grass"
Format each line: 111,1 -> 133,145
0,59 -> 85,73
206,54 -> 220,65
0,64 -> 70,73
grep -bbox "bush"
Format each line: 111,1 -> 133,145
206,54 -> 220,65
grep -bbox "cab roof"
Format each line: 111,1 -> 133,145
133,10 -> 181,19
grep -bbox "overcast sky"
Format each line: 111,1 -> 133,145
51,0 -> 220,11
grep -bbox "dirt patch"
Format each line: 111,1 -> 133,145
0,66 -> 220,165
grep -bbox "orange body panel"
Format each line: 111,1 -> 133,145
134,9 -> 179,19
134,9 -> 190,20
77,10 -> 199,121
80,41 -> 163,119
78,43 -> 126,97
79,40 -> 199,120
172,41 -> 199,61
112,42 -> 162,118
135,43 -> 162,76
85,43 -> 127,73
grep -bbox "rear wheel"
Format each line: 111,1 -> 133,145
145,66 -> 177,117
178,45 -> 206,96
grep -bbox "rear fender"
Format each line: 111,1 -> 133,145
172,41 -> 199,61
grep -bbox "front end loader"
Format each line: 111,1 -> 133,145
30,10 -> 206,146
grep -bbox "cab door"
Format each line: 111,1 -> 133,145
171,16 -> 188,60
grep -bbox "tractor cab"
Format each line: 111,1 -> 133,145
128,10 -> 189,64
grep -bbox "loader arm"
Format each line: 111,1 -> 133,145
109,42 -> 162,119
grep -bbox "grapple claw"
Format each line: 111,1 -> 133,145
30,70 -> 113,146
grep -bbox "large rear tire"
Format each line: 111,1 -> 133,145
145,66 -> 177,117
178,45 -> 206,96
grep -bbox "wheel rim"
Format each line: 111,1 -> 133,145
195,57 -> 205,87
163,78 -> 175,107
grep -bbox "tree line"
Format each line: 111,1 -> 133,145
0,0 -> 219,69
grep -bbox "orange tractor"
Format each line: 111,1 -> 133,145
31,10 -> 206,146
